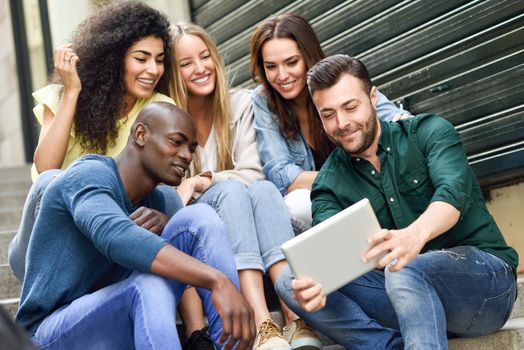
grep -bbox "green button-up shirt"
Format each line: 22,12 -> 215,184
311,114 -> 518,270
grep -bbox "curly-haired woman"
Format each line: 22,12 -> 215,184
9,2 -> 180,282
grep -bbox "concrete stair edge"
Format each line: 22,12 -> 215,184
0,264 -> 21,300
449,317 -> 524,350
0,209 -> 23,229
0,230 -> 15,265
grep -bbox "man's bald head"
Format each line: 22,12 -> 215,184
124,102 -> 197,186
131,102 -> 196,143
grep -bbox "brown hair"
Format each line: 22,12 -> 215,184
249,13 -> 333,161
307,54 -> 372,97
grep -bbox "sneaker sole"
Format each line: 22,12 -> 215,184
290,339 -> 323,350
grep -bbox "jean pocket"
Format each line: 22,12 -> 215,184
466,285 -> 514,335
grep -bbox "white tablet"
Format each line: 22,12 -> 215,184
281,198 -> 381,295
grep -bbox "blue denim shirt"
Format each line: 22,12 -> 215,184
252,85 -> 409,195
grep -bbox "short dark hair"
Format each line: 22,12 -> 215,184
307,54 -> 372,97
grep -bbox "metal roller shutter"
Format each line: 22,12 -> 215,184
189,0 -> 524,189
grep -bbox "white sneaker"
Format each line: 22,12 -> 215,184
282,319 -> 322,350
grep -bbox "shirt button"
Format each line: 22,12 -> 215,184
390,197 -> 395,202
371,170 -> 376,175
356,158 -> 361,161
386,147 -> 391,152
413,179 -> 418,184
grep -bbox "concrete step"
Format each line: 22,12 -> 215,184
0,165 -> 32,180
449,317 -> 524,349
0,264 -> 21,300
0,229 -> 15,264
0,208 -> 23,230
270,310 -> 524,349
0,180 -> 31,193
0,297 -> 19,319
0,190 -> 28,209
0,165 -> 32,191
511,277 -> 524,319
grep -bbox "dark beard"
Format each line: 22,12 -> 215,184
350,108 -> 378,155
327,107 -> 378,155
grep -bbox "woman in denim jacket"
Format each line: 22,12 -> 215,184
250,13 -> 409,233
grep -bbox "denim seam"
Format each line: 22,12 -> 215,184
206,198 -> 218,210
421,270 -> 445,350
134,284 -> 155,350
165,226 -> 208,265
351,275 -> 386,289
234,253 -> 264,271
336,288 -> 370,321
466,283 -> 513,333
261,246 -> 286,271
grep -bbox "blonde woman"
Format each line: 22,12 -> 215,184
170,23 -> 321,350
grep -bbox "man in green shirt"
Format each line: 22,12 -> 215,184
275,54 -> 518,350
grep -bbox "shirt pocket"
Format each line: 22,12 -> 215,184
398,165 -> 434,207
368,193 -> 387,216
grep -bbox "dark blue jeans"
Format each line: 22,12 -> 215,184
32,204 -> 239,350
276,246 -> 516,350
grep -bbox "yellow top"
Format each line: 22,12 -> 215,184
30,84 -> 175,181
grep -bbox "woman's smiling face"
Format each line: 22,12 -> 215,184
123,35 -> 165,104
176,34 -> 217,97
261,37 -> 308,101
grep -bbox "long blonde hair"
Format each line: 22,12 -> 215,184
170,22 -> 232,174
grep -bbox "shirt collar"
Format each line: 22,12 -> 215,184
378,119 -> 393,154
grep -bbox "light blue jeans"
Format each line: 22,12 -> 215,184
32,204 -> 238,350
8,169 -> 184,283
276,246 -> 516,350
196,180 -> 294,272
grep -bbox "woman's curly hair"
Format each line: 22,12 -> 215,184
52,1 -> 172,153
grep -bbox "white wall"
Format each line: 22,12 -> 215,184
46,0 -> 94,54
0,0 -> 25,167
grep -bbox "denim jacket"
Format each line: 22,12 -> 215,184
252,85 -> 409,195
